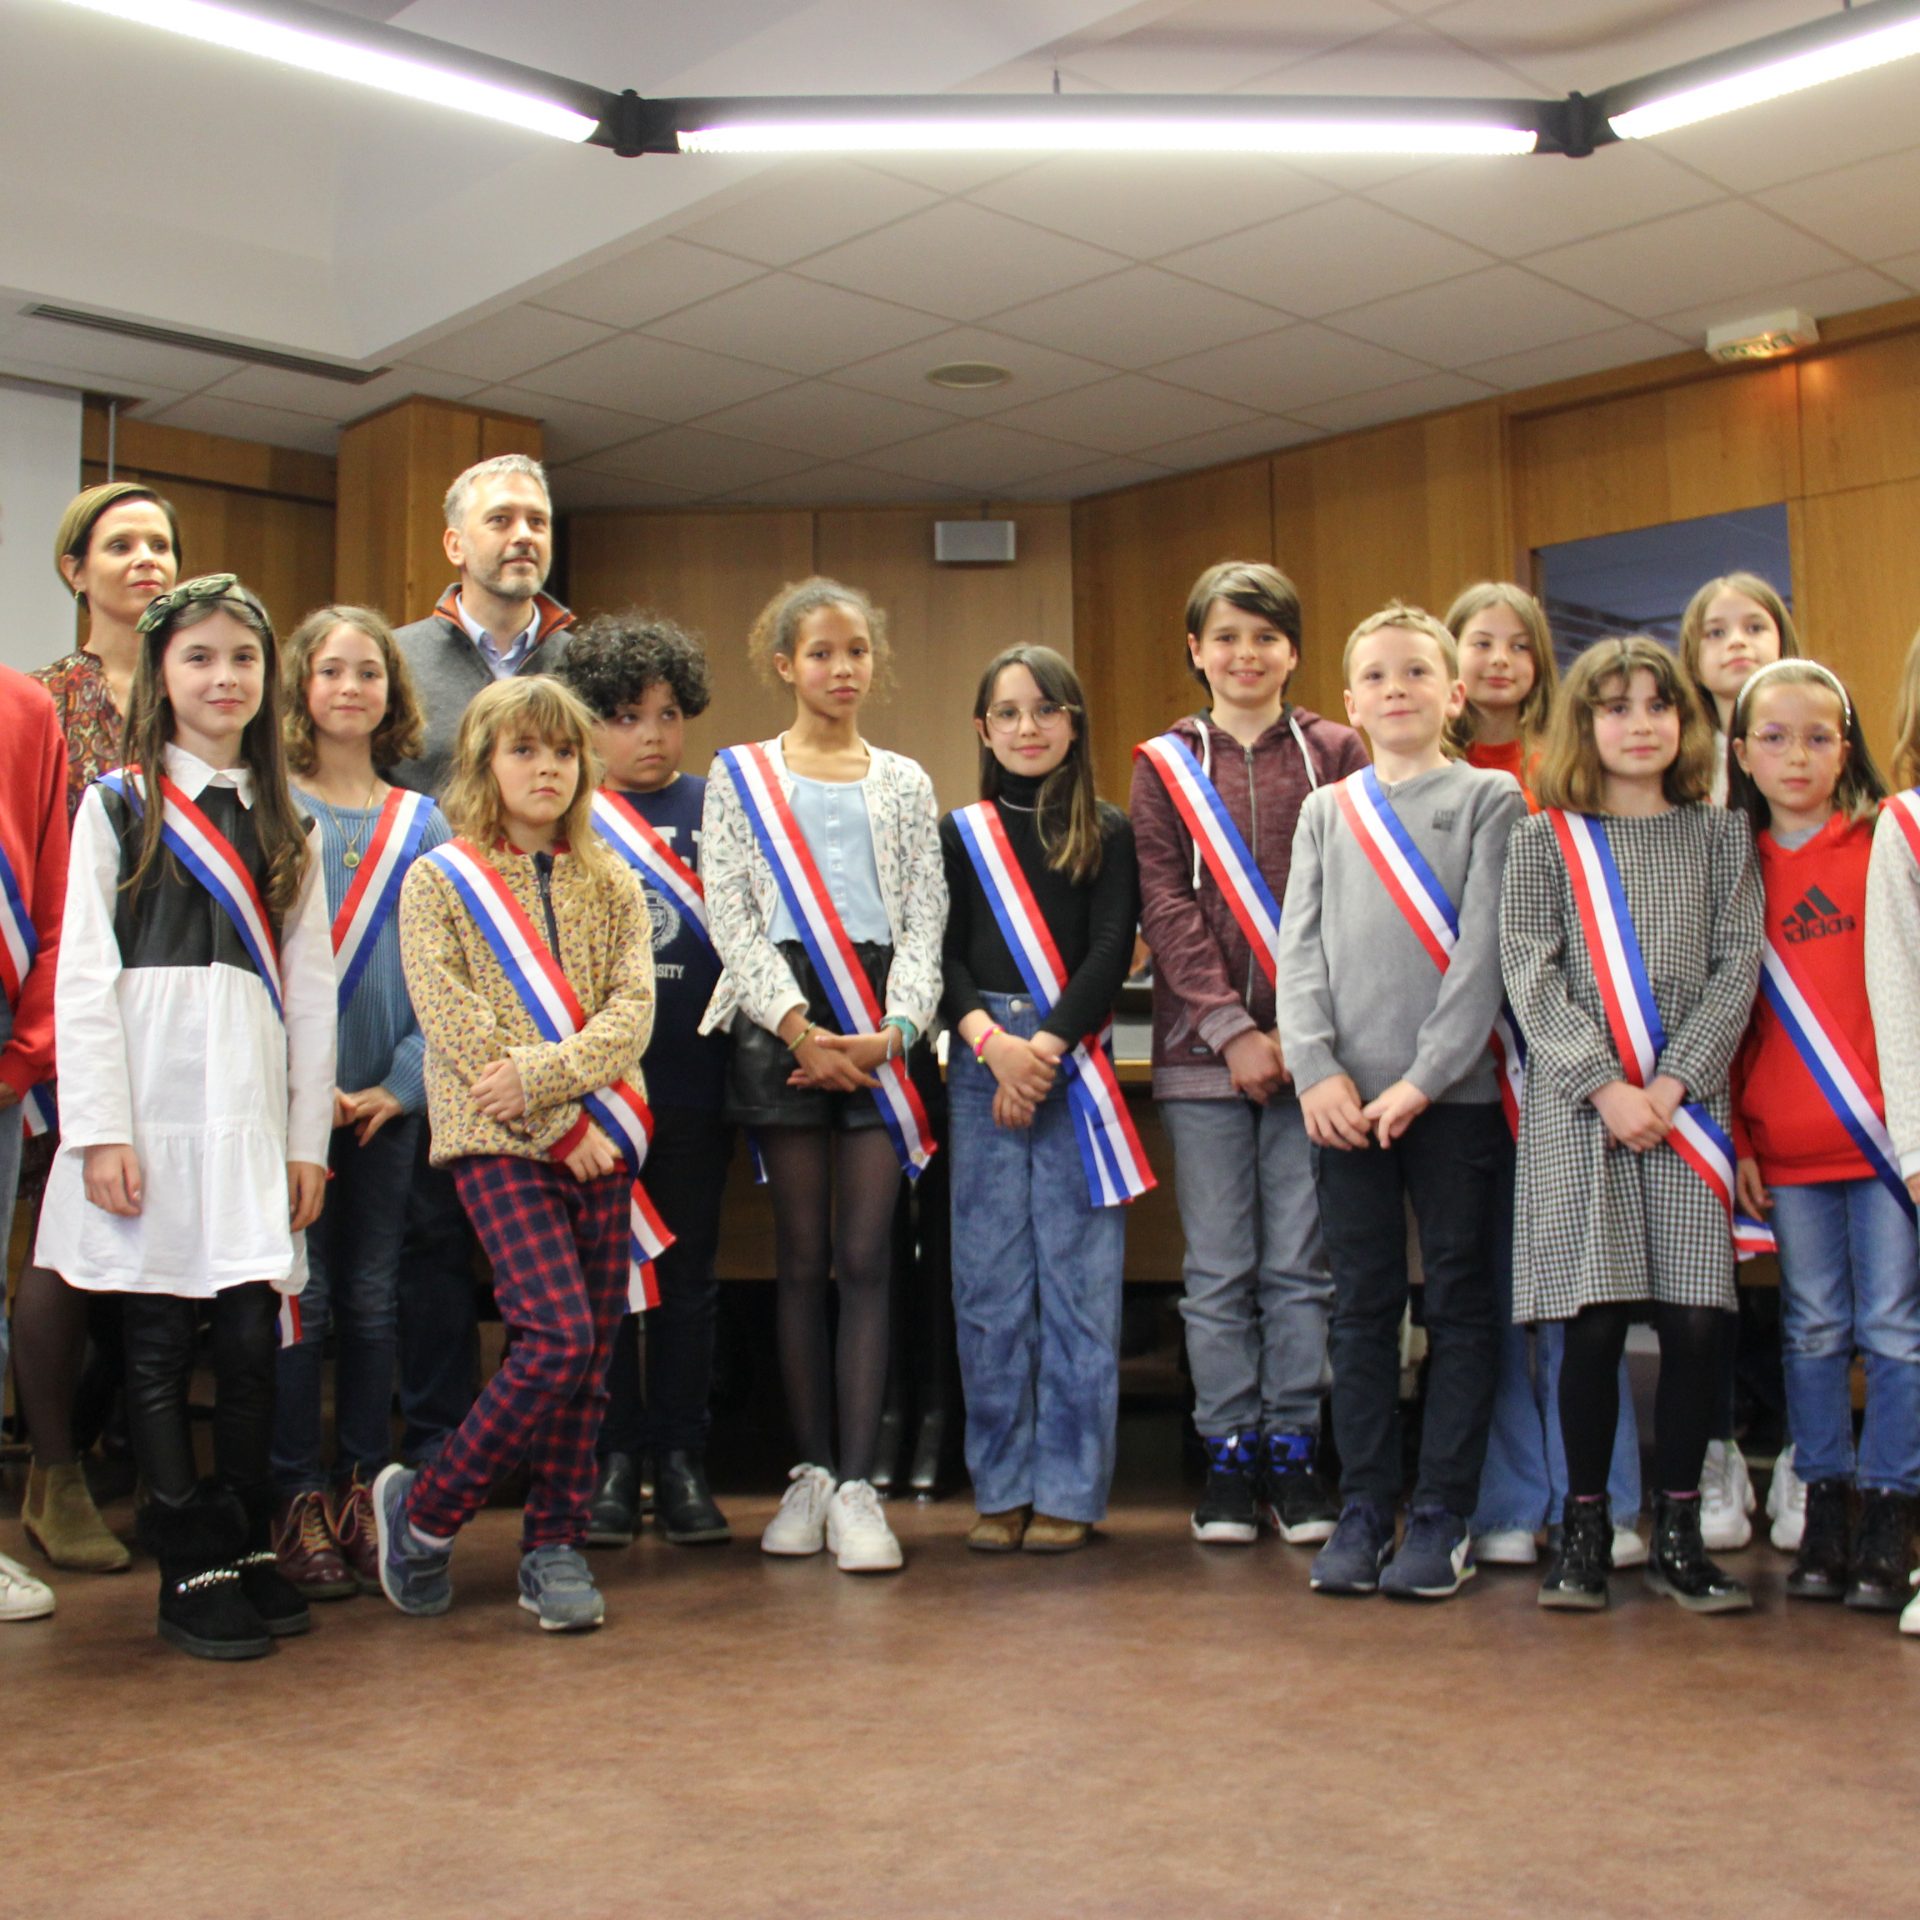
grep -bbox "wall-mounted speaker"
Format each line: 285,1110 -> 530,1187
933,519 -> 1017,565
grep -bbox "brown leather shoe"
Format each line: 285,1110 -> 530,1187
272,1491 -> 356,1601
1023,1513 -> 1090,1553
327,1475 -> 382,1593
23,1460 -> 132,1573
966,1506 -> 1031,1552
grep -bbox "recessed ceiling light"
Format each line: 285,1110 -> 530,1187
926,361 -> 1013,391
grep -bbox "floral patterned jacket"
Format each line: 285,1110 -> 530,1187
698,738 -> 946,1039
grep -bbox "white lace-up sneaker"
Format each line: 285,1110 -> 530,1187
1766,1444 -> 1806,1552
1471,1528 -> 1538,1567
825,1478 -> 903,1573
1901,1570 -> 1920,1637
1699,1439 -> 1755,1552
0,1550 -> 55,1621
1611,1521 -> 1649,1569
760,1464 -> 835,1557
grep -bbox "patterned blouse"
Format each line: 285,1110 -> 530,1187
33,650 -> 124,821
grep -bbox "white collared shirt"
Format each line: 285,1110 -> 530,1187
454,592 -> 539,679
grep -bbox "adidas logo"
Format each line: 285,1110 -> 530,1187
1780,885 -> 1855,944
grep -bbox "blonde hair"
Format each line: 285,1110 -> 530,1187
1534,636 -> 1716,813
281,605 -> 426,776
1443,581 -> 1560,754
440,678 -> 611,883
1341,602 -> 1459,685
1891,626 -> 1920,792
747,577 -> 891,692
1677,572 -> 1802,714
55,482 -> 182,607
1727,659 -> 1886,830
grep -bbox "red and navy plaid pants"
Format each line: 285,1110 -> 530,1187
406,1156 -> 629,1552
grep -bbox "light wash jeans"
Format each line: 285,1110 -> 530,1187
1770,1176 -> 1920,1494
0,1003 -> 20,1381
949,994 -> 1126,1523
1162,1090 -> 1332,1439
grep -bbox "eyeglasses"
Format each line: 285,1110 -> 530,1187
136,572 -> 255,633
984,700 -> 1076,732
1748,726 -> 1843,756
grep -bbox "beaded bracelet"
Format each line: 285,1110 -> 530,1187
971,1023 -> 1003,1062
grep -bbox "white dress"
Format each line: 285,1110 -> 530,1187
34,744 -> 336,1297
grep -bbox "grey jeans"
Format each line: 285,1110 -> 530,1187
1163,1094 -> 1332,1438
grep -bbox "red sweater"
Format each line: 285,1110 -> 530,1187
1466,737 -> 1541,812
1732,812 -> 1880,1185
0,666 -> 71,1099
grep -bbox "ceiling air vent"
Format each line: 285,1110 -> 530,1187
26,305 -> 388,384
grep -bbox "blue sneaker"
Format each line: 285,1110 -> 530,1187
517,1545 -> 606,1633
1190,1432 -> 1260,1544
371,1464 -> 452,1617
1380,1504 -> 1476,1600
1309,1499 -> 1394,1595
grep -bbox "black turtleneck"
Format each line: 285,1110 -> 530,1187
938,773 -> 1139,1044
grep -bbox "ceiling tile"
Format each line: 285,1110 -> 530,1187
403,306 -> 616,383
1162,198 -> 1493,319
1332,265 -> 1624,363
1155,323 -> 1431,411
1527,203 -> 1855,321
143,393 -> 339,455
830,326 -> 1112,417
203,362 -> 481,422
582,426 -> 814,493
1265,19 -> 1545,96
1875,249 -> 1920,292
991,267 -> 1286,369
992,373 -> 1257,455
670,162 -> 942,267
796,202 -> 1130,322
718,464 -> 972,507
1367,143 -> 1726,259
1144,414 -> 1323,470
120,387 -> 191,418
1652,266 -> 1913,342
966,155 -> 1334,263
0,310 -> 242,391
1758,146 -> 1920,267
528,239 -> 765,330
858,155 -> 1041,194
462,386 -> 670,463
996,455 -> 1178,502
645,274 -> 947,377
514,333 -> 794,421
860,419 -> 1104,490
1459,320 -> 1691,392
549,469 -> 706,512
1288,369 -> 1500,434
695,381 -> 956,459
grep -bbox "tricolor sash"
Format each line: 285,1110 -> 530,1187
715,744 -> 936,1177
1548,809 -> 1776,1256
591,791 -> 715,960
421,841 -> 672,1309
951,802 -> 1155,1207
1134,733 -> 1281,986
98,768 -> 284,1020
1332,766 -> 1527,1136
1888,788 -> 1920,867
22,1083 -> 56,1138
0,833 -> 55,1139
330,788 -> 436,1016
1758,937 -> 1915,1218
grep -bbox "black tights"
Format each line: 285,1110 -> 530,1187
122,1285 -> 279,1506
759,1127 -> 903,1484
10,1261 -> 91,1465
1559,1301 -> 1728,1500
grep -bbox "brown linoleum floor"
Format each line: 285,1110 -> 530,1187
5,1468 -> 1919,1920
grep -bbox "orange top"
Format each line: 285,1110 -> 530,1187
1466,736 -> 1540,812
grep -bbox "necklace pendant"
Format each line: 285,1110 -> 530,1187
341,848 -> 361,869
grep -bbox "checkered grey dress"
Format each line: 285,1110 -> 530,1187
1501,804 -> 1762,1321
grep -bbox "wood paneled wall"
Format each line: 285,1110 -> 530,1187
567,504 -> 1074,810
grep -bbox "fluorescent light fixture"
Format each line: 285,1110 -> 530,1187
1608,0 -> 1920,138
57,0 -> 601,141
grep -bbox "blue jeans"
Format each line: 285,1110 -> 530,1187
272,1115 -> 418,1494
1770,1177 -> 1920,1493
0,1003 -> 20,1381
949,993 -> 1126,1523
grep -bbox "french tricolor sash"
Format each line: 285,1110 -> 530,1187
1134,733 -> 1280,986
98,767 -> 284,1021
0,833 -> 55,1139
1759,937 -> 1915,1219
591,791 -> 715,961
715,744 -> 936,1178
331,788 -> 436,1016
22,1083 -> 56,1138
1332,767 -> 1528,1136
1548,809 -> 1776,1256
421,841 -> 672,1309
951,803 -> 1154,1207
1887,788 -> 1920,867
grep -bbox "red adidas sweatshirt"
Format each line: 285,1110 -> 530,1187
0,666 -> 70,1100
1732,811 -> 1880,1185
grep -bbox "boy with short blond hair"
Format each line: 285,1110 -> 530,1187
1277,603 -> 1523,1600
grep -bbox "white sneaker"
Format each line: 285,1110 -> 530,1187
1611,1522 -> 1649,1569
0,1551 -> 55,1622
825,1478 -> 903,1574
1471,1527 -> 1538,1567
760,1463 -> 835,1557
1766,1444 -> 1806,1552
1902,1570 -> 1920,1637
1699,1439 -> 1755,1552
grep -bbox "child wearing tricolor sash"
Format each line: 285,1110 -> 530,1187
941,646 -> 1142,1554
558,613 -> 734,1550
377,678 -> 655,1633
1131,562 -> 1365,1550
1277,606 -> 1523,1601
37,576 -> 335,1659
1502,636 -> 1763,1614
701,578 -> 945,1575
268,607 -> 448,1602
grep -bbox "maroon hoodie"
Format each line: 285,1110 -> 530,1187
1130,706 -> 1368,1100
